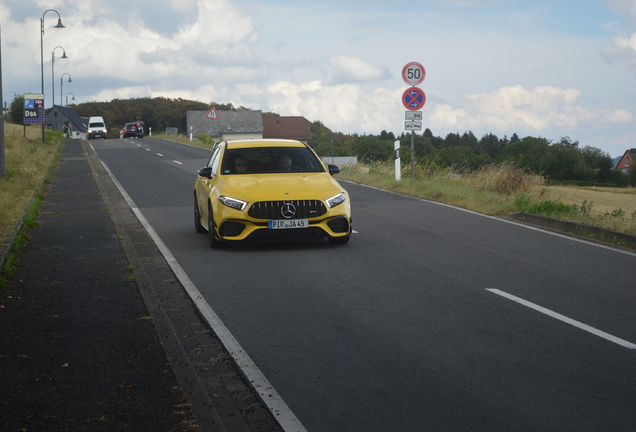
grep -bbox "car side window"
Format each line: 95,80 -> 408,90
208,146 -> 223,177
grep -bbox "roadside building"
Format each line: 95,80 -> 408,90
186,109 -> 263,142
262,116 -> 311,143
616,148 -> 636,174
46,105 -> 85,136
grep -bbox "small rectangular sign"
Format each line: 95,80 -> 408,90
404,121 -> 422,131
405,111 -> 422,120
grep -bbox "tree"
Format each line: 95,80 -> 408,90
8,94 -> 24,124
459,131 -> 479,152
580,145 -> 614,183
430,146 -> 490,171
351,135 -> 393,162
379,130 -> 396,141
540,143 -> 591,181
629,164 -> 636,186
498,136 -> 550,174
480,133 -> 504,158
443,132 -> 460,148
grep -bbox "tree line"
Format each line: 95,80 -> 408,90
309,123 -> 636,187
5,95 -> 635,186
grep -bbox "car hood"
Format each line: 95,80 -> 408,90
219,172 -> 345,202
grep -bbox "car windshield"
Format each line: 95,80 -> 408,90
221,146 -> 325,175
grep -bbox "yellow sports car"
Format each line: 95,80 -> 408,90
194,139 -> 352,248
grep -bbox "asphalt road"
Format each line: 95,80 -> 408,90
89,136 -> 636,432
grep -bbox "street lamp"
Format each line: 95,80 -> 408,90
66,92 -> 75,106
40,9 -> 65,143
60,73 -> 72,106
1,21 -> 5,178
51,46 -> 67,108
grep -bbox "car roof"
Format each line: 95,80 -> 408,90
224,139 -> 307,150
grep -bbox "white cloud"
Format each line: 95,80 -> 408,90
602,33 -> 636,66
265,80 -> 401,133
602,0 -> 636,68
426,85 -> 632,136
606,0 -> 636,26
322,56 -> 391,85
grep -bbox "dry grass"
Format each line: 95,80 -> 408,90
0,123 -> 64,250
339,160 -> 547,216
547,185 -> 636,216
338,160 -> 636,236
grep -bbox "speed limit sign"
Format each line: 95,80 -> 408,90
402,62 -> 425,86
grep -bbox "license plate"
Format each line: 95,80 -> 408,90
268,219 -> 308,229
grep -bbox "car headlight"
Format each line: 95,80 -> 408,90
218,196 -> 248,211
326,192 -> 346,208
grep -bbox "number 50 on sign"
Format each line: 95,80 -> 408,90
402,62 -> 425,86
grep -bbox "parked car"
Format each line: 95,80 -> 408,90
122,123 -> 138,138
194,139 -> 352,248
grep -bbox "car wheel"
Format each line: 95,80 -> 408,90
208,203 -> 227,249
328,234 -> 350,245
194,194 -> 206,233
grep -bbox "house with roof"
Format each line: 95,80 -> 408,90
262,116 -> 311,143
45,105 -> 86,135
186,109 -> 263,141
616,148 -> 636,174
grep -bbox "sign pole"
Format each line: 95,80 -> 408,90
411,131 -> 415,179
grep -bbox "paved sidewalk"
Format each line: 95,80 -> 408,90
0,139 -> 282,431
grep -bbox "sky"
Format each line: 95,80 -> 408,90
2,0 -> 636,157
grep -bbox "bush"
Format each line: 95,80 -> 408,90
515,195 -> 574,215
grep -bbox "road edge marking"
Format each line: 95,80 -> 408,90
93,149 -> 308,432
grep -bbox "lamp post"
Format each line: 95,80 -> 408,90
66,92 -> 75,106
40,9 -> 65,143
1,21 -> 5,179
51,46 -> 67,109
60,73 -> 72,107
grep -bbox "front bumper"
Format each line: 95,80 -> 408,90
216,215 -> 351,242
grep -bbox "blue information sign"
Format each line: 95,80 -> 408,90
24,94 -> 45,125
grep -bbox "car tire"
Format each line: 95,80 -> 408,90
328,234 -> 350,245
194,194 -> 206,233
208,203 -> 227,249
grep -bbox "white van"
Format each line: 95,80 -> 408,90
87,116 -> 107,140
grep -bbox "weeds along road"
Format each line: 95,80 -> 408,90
90,136 -> 636,432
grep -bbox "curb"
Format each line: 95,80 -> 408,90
510,212 -> 636,249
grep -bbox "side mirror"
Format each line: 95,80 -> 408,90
197,166 -> 213,179
328,164 -> 341,176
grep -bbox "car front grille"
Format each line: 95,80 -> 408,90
248,200 -> 327,220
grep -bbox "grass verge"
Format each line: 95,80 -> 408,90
0,123 -> 65,290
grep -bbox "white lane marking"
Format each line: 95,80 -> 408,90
173,160 -> 183,165
487,289 -> 636,349
156,153 -> 163,157
95,156 -> 307,432
145,148 -> 151,151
